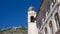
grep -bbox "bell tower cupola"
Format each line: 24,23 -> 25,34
28,6 -> 36,23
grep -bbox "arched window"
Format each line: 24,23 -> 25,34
49,21 -> 53,34
30,16 -> 35,22
45,27 -> 47,34
54,13 -> 60,28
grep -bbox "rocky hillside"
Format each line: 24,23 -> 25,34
0,26 -> 28,34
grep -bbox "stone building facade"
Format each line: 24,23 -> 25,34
36,0 -> 60,34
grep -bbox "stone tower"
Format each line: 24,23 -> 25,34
28,6 -> 38,34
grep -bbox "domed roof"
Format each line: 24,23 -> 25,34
28,6 -> 35,11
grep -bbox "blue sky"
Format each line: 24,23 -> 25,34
0,0 -> 42,29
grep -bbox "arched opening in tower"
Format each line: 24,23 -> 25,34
30,16 -> 35,22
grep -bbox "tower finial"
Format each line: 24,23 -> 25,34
28,6 -> 35,11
